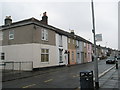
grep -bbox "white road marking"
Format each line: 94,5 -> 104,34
44,79 -> 53,83
22,84 -> 36,88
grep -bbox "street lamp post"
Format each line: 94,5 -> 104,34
91,0 -> 99,89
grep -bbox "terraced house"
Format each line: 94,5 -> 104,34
0,12 -> 93,70
67,30 -> 77,65
0,13 -> 69,70
1,14 -> 59,69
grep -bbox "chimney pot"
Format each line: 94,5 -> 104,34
5,16 -> 12,25
41,12 -> 48,25
70,30 -> 75,34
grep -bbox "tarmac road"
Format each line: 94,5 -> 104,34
2,59 -> 115,88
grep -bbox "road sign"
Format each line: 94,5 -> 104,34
95,34 -> 102,42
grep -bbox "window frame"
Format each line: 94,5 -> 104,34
59,34 -> 62,47
73,39 -> 74,44
72,51 -> 74,62
9,30 -> 14,40
41,28 -> 48,41
41,49 -> 49,62
84,43 -> 86,48
77,53 -> 80,59
76,40 -> 79,46
59,49 -> 63,63
1,52 -> 5,60
68,38 -> 70,43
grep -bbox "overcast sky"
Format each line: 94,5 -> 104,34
0,0 -> 118,49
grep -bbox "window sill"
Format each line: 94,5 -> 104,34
9,39 -> 14,40
41,62 -> 49,64
41,39 -> 49,42
59,61 -> 63,63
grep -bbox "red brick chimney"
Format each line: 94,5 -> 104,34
41,12 -> 48,25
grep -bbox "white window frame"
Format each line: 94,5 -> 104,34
41,49 -> 49,62
84,43 -> 86,47
72,51 -> 74,62
41,28 -> 48,41
73,39 -> 74,44
68,38 -> 70,43
9,30 -> 14,40
1,52 -> 5,60
59,34 -> 62,47
77,53 -> 80,59
76,40 -> 79,46
59,50 -> 63,63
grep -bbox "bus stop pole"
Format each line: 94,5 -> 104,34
91,0 -> 99,89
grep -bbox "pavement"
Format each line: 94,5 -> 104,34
1,61 -> 120,89
75,65 -> 119,90
98,65 -> 119,90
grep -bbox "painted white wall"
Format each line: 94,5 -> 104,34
2,44 -> 33,70
2,43 -> 58,70
3,44 -> 33,62
32,43 -> 57,68
56,34 -> 68,65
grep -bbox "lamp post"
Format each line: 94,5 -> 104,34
91,0 -> 99,89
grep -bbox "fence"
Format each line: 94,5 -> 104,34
1,61 -> 33,73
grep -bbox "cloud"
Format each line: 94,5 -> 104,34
1,1 -> 118,49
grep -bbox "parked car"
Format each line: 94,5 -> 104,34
106,57 -> 116,64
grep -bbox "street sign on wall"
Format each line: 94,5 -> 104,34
95,34 -> 102,42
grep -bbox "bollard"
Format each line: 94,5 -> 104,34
80,71 -> 94,90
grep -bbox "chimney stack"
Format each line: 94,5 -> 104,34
41,12 -> 48,25
70,30 -> 75,34
5,16 -> 12,25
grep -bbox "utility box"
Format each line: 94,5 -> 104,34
80,71 -> 94,90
